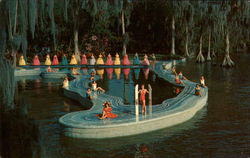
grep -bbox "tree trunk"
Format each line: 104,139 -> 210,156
12,49 -> 17,67
12,0 -> 18,68
121,10 -> 126,55
185,25 -> 189,57
196,35 -> 205,63
207,30 -> 211,61
222,32 -> 234,67
74,29 -> 80,62
171,16 -> 175,56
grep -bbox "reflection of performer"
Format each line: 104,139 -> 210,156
96,69 -> 104,79
114,68 -> 121,80
106,68 -> 113,80
71,68 -> 80,75
138,85 -> 149,114
143,68 -> 149,80
47,66 -> 52,72
123,68 -> 130,80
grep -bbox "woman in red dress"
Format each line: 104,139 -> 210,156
99,102 -> 118,119
138,85 -> 149,114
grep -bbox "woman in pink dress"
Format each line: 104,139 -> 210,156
32,55 -> 40,65
81,54 -> 88,65
142,54 -> 150,65
52,55 -> 59,65
105,53 -> 113,65
122,54 -> 130,65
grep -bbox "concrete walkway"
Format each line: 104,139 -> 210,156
59,60 -> 208,138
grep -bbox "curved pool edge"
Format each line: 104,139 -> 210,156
59,59 -> 208,138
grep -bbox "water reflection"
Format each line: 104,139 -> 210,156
97,69 -> 104,79
143,68 -> 149,80
105,68 -> 113,80
123,68 -> 130,80
114,68 -> 121,80
134,69 -> 140,80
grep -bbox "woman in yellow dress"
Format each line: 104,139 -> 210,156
70,55 -> 78,65
45,54 -> 52,65
114,53 -> 121,65
96,54 -> 104,65
19,55 -> 26,66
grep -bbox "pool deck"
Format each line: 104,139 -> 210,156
58,60 -> 208,138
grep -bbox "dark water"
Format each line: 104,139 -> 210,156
1,54 -> 250,158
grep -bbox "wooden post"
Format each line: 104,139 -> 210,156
135,84 -> 139,116
148,84 -> 152,115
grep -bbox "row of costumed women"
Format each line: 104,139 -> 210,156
18,53 -> 152,66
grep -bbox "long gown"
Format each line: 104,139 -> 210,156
103,107 -> 118,118
133,54 -> 140,65
52,55 -> 59,65
19,56 -> 26,66
96,55 -> 104,65
70,55 -> 78,65
45,55 -> 52,65
105,54 -> 113,65
141,55 -> 150,65
90,56 -> 96,65
122,54 -> 130,65
61,55 -> 68,65
81,54 -> 88,65
32,55 -> 40,65
114,54 -> 121,65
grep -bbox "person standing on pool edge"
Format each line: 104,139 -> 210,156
138,84 -> 149,114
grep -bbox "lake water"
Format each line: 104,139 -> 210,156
1,54 -> 250,158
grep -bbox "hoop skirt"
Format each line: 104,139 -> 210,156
33,56 -> 40,65
142,58 -> 150,66
19,56 -> 26,66
70,55 -> 78,65
122,54 -> 130,65
114,54 -> 121,65
133,55 -> 140,65
52,55 -> 59,65
45,55 -> 52,65
90,56 -> 96,65
96,57 -> 104,65
105,55 -> 113,65
61,55 -> 68,65
81,54 -> 88,65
